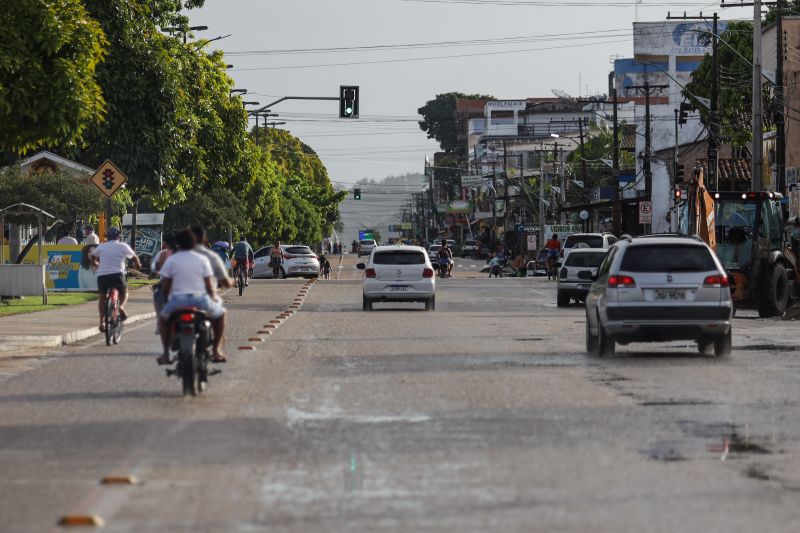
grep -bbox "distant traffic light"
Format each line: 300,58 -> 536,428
353,188 -> 361,200
676,164 -> 685,182
339,85 -> 359,119
678,102 -> 691,125
674,187 -> 684,201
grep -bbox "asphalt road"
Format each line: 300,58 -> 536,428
1,255 -> 799,532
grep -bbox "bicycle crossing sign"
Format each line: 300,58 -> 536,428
90,160 -> 128,198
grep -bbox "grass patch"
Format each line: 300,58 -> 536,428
0,292 -> 98,317
128,278 -> 157,288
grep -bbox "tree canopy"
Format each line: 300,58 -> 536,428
0,0 -> 107,155
418,92 -> 493,154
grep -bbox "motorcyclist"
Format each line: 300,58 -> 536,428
438,238 -> 454,277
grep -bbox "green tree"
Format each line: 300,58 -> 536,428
0,0 -> 107,155
163,188 -> 250,237
417,92 -> 493,154
683,21 -> 769,149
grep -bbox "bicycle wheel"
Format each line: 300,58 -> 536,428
104,294 -> 113,346
112,297 -> 123,344
238,268 -> 245,296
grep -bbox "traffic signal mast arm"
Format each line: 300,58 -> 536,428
246,95 -> 340,117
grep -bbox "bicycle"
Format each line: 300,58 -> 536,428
546,255 -> 558,281
104,286 -> 124,345
234,259 -> 248,296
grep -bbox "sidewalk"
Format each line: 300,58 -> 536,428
0,287 -> 156,355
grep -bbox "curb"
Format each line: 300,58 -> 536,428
0,311 -> 157,354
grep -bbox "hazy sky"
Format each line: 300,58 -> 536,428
189,0 -> 752,188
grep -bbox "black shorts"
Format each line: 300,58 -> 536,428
97,273 -> 126,295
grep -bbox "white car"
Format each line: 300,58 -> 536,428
358,239 -> 377,257
559,232 -> 618,266
357,245 -> 436,311
427,244 -> 441,262
253,244 -> 320,279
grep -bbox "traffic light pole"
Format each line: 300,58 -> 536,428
247,96 -> 339,117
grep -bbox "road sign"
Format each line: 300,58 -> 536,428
518,224 -> 538,233
638,201 -> 653,224
461,175 -> 483,187
526,234 -> 538,251
90,160 -> 128,198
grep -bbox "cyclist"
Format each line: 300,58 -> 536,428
545,233 -> 561,279
231,237 -> 254,286
438,238 -> 454,277
158,229 -> 226,365
89,227 -> 141,332
269,241 -> 284,279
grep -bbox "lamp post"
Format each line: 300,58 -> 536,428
163,25 -> 208,44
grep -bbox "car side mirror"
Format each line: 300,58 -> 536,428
356,263 -> 366,270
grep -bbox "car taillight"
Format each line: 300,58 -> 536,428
703,274 -> 729,287
365,268 -> 377,278
180,313 -> 194,323
423,268 -> 434,278
559,249 -> 564,258
608,275 -> 636,288
559,268 -> 567,279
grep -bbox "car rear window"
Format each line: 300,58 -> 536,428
373,251 -> 426,265
564,251 -> 607,267
429,245 -> 441,251
620,245 -> 717,272
564,235 -> 603,248
285,246 -> 313,255
360,240 -> 375,246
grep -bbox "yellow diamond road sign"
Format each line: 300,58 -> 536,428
90,160 -> 128,198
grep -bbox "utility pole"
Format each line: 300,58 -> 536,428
753,0 -> 764,191
627,83 -> 670,198
539,153 -> 545,251
666,12 -> 720,190
776,0 -> 786,193
578,117 -> 588,194
609,72 -> 620,201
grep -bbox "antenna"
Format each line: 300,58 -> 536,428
635,0 -> 642,22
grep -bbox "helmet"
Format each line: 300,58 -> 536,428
213,240 -> 230,249
106,227 -> 121,240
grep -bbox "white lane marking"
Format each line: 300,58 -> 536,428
286,407 -> 430,426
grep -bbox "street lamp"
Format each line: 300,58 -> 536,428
163,25 -> 208,44
230,89 -> 247,96
193,34 -> 232,51
242,101 -> 260,106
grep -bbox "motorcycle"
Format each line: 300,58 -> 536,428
438,257 -> 452,278
165,308 -> 219,396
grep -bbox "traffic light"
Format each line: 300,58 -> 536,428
674,187 -> 684,202
678,102 -> 691,125
339,85 -> 359,118
676,164 -> 685,182
353,188 -> 361,200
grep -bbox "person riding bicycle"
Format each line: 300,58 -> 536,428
89,227 -> 141,332
545,233 -> 561,277
438,238 -> 454,277
269,241 -> 284,279
158,229 -> 226,365
231,237 -> 254,286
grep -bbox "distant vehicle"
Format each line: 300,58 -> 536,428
556,249 -> 608,306
358,239 -> 377,257
526,248 -> 549,277
427,244 -> 441,262
253,245 -> 319,279
585,235 -> 733,357
357,245 -> 436,311
560,232 -> 617,266
461,239 -> 478,258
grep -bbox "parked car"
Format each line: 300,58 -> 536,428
585,235 -> 733,357
461,239 -> 478,258
560,232 -> 617,266
357,245 -> 436,311
526,248 -> 549,277
253,244 -> 320,279
358,239 -> 377,257
556,248 -> 609,306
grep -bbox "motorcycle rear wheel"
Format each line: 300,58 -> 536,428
179,335 -> 199,396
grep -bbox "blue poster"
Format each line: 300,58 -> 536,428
46,248 -> 98,291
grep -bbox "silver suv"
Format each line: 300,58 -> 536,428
585,236 -> 733,357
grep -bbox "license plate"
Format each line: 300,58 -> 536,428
389,285 -> 409,292
655,289 -> 686,301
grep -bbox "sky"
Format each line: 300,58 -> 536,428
188,1 -> 752,242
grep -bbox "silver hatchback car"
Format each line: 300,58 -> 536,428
585,236 -> 733,357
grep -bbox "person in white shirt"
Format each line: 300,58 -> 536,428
158,228 -> 226,365
57,228 -> 78,245
89,227 -> 141,331
83,225 -> 100,245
